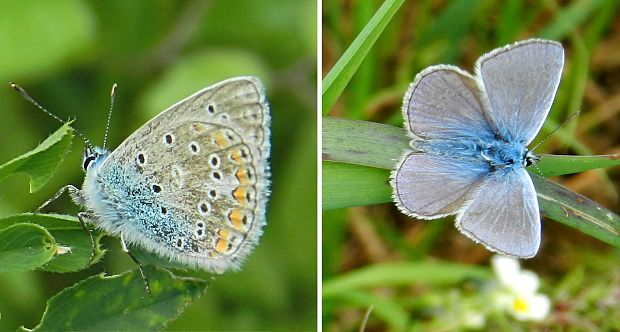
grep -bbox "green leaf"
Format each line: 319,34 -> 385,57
322,0 -> 406,114
322,117 -> 620,248
29,266 -> 208,331
0,123 -> 73,193
0,213 -> 105,273
0,223 -> 56,272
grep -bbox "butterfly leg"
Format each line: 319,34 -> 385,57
35,185 -> 81,212
120,234 -> 152,295
77,212 -> 97,266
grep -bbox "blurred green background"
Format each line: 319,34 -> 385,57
323,0 -> 620,330
0,0 -> 316,330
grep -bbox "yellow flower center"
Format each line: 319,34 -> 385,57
513,297 -> 529,313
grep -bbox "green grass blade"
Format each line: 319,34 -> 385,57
534,154 -> 620,176
322,116 -> 408,169
532,174 -> 620,248
29,266 -> 207,331
0,223 -> 56,272
323,261 -> 490,297
322,0 -> 406,114
323,161 -> 391,210
0,123 -> 73,192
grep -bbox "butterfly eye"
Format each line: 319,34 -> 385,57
83,155 -> 97,171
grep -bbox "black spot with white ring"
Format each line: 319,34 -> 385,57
136,152 -> 146,166
198,202 -> 210,215
209,154 -> 220,168
189,141 -> 200,154
163,133 -> 175,146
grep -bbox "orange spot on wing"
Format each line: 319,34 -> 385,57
214,132 -> 229,147
233,187 -> 247,206
215,234 -> 228,253
235,168 -> 249,185
231,149 -> 242,163
228,209 -> 244,230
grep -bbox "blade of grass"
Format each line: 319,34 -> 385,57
322,0 -> 406,115
322,116 -> 409,169
323,161 -> 391,210
323,261 -> 490,297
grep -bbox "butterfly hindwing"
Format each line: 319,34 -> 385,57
95,77 -> 269,273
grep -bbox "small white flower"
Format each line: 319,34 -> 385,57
491,255 -> 551,321
509,293 -> 551,321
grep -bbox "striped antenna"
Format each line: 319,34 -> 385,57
102,83 -> 118,150
10,82 -> 94,150
531,110 -> 581,151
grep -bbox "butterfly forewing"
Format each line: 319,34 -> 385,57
476,39 -> 564,144
403,65 -> 496,142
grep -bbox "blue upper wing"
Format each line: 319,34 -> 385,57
475,39 -> 564,144
403,65 -> 497,143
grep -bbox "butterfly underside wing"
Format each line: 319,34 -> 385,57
81,77 -> 270,273
391,39 -> 564,258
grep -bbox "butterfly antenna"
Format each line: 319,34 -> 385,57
531,110 -> 581,151
102,83 -> 118,150
10,82 -> 94,150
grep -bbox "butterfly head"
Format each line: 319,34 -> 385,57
524,149 -> 540,167
82,146 -> 110,172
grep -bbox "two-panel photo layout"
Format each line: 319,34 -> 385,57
0,1 -> 619,331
